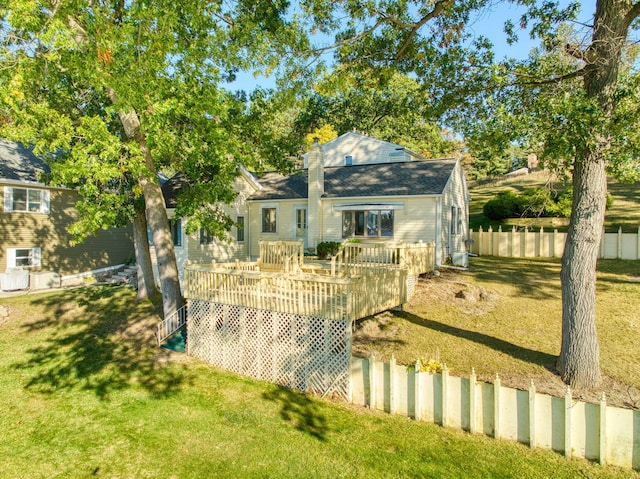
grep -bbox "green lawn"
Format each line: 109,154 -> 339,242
354,257 -> 640,409
469,171 -> 640,232
1,285 -> 637,478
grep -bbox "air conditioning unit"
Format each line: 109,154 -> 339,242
451,252 -> 468,268
0,267 -> 30,291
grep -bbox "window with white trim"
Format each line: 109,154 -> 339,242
200,228 -> 215,245
236,216 -> 245,242
4,187 -> 50,214
261,207 -> 277,233
451,206 -> 463,235
6,247 -> 41,268
342,210 -> 393,238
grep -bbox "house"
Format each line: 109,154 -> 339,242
0,139 -> 134,290
161,132 -> 471,281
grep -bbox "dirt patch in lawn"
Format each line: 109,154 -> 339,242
352,268 -> 640,410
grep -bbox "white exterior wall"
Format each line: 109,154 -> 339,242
185,176 -> 254,265
303,132 -> 418,168
438,161 -> 469,264
248,200 -> 301,258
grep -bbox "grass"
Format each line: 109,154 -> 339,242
353,257 -> 640,408
468,171 -> 640,232
1,285 -> 638,478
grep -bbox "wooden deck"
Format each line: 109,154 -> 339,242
184,240 -> 434,322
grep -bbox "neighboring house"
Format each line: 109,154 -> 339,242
0,140 -> 134,290
161,132 -> 471,281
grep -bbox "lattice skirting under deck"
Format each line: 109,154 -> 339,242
187,299 -> 352,399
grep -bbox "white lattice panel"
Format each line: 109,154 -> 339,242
187,299 -> 351,399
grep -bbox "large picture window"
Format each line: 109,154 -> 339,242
342,210 -> 393,238
4,187 -> 49,214
261,207 -> 277,233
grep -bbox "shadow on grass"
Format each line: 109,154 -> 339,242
469,256 -> 562,300
262,385 -> 329,441
397,311 -> 558,372
13,285 -> 190,400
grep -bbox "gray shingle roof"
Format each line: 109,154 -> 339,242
161,172 -> 192,208
0,139 -> 50,183
248,159 -> 457,201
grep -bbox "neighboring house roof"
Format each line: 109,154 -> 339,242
249,158 -> 458,201
0,139 -> 50,183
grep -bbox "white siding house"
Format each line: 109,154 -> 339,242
161,132 -> 471,280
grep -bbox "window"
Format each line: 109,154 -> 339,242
236,216 -> 245,242
4,187 -> 49,214
7,247 -> 41,268
200,228 -> 215,245
451,206 -> 463,235
261,207 -> 277,233
345,155 -> 353,166
296,209 -> 307,229
342,210 -> 394,238
170,219 -> 182,247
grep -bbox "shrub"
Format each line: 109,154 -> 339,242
482,190 -> 519,220
316,241 -> 342,259
517,188 -> 552,217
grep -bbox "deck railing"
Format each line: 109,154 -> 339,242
258,240 -> 304,272
185,266 -> 407,322
157,304 -> 187,345
331,241 -> 435,277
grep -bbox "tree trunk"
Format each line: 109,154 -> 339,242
108,88 -> 183,317
557,0 -> 635,389
558,156 -> 606,388
132,207 -> 158,299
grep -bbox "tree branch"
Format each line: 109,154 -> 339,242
625,2 -> 640,27
388,0 -> 455,60
514,66 -> 588,87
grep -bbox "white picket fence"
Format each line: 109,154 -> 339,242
471,226 -> 640,260
350,355 -> 640,471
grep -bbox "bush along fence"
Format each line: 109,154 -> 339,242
350,354 -> 640,471
470,226 -> 640,260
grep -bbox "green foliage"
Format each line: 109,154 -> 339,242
316,241 -> 342,259
0,1 -> 318,244
482,191 -> 520,220
483,187 -> 576,220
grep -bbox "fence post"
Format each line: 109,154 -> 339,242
600,392 -> 607,465
488,226 -> 493,257
637,227 -> 640,261
494,373 -> 501,439
389,355 -> 397,415
414,360 -> 422,421
529,380 -> 536,448
565,386 -> 572,458
617,226 -> 623,259
442,364 -> 449,427
368,352 -> 376,410
478,226 -> 483,256
600,227 -> 606,258
553,229 -> 558,258
511,226 -> 516,257
469,368 -> 477,434
538,226 -> 544,257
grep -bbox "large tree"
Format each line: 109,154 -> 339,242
311,0 -> 640,389
0,1 -> 314,317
